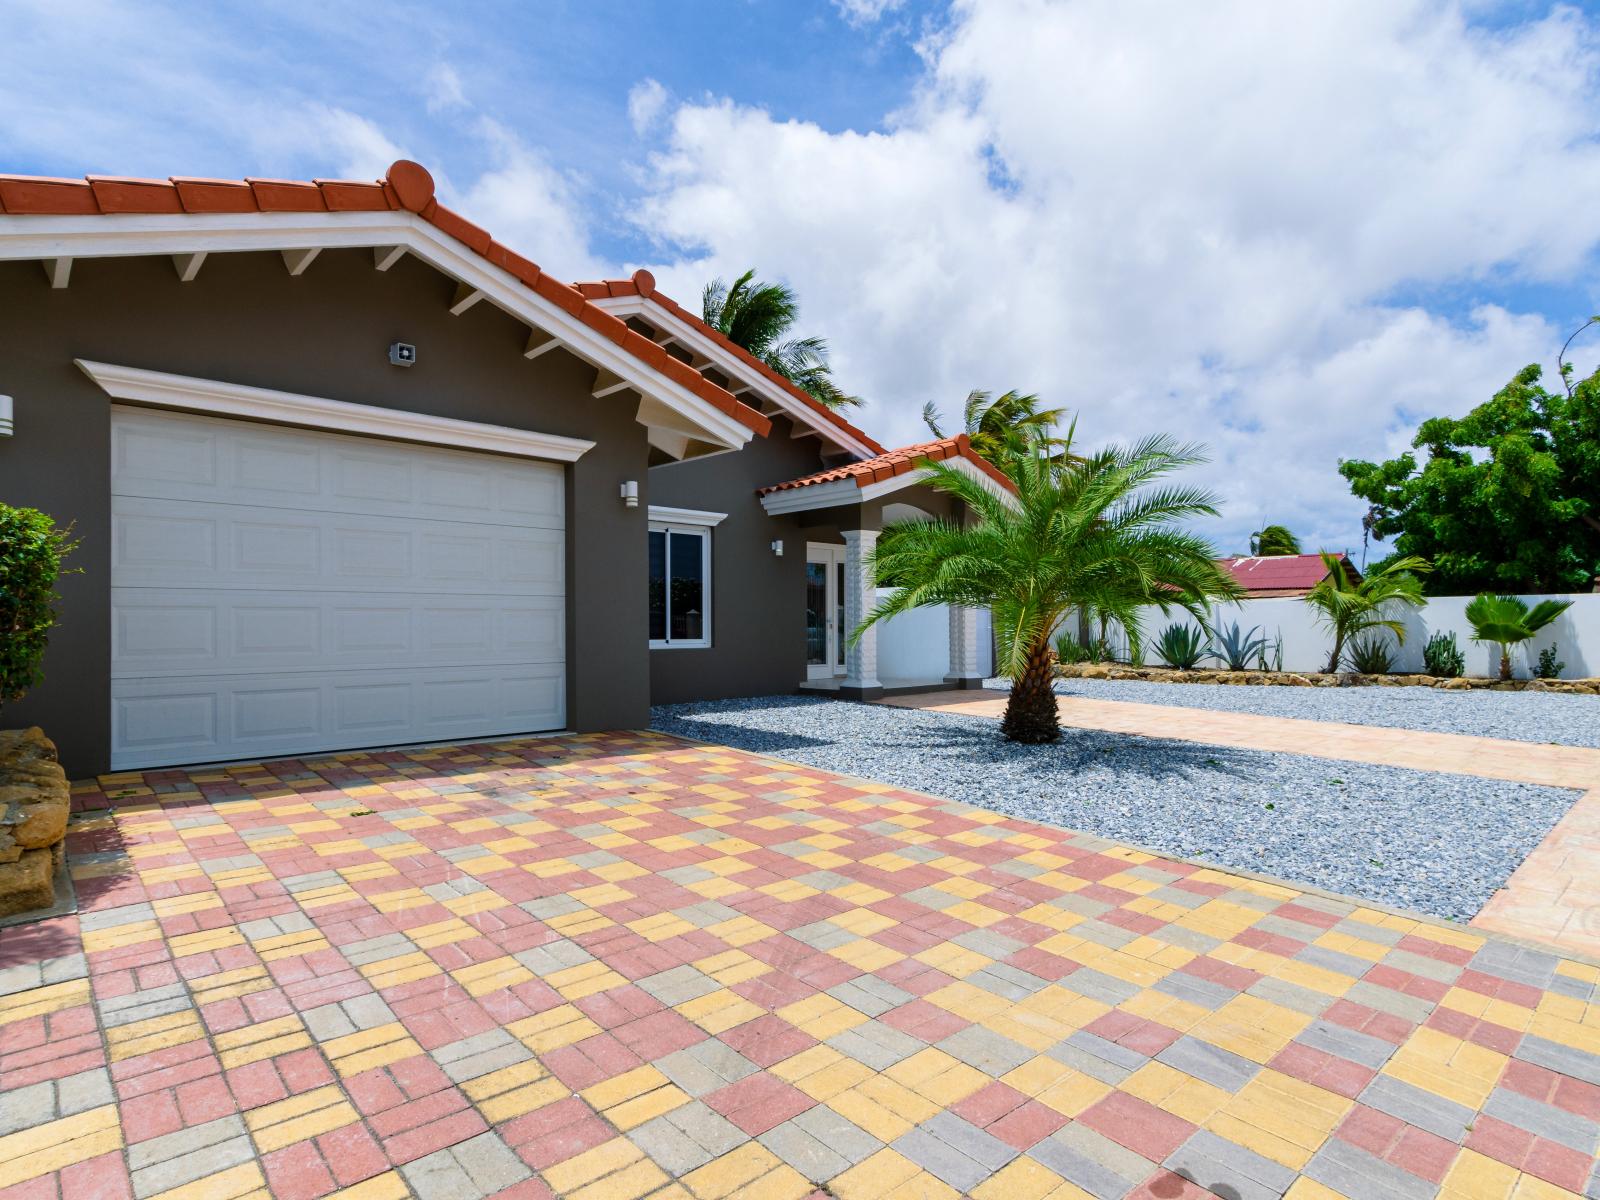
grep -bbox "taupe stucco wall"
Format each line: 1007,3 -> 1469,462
0,249 -> 652,776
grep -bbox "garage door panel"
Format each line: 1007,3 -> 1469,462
111,663 -> 564,770
113,407 -> 563,528
112,496 -> 562,595
113,591 -> 563,676
111,407 -> 567,769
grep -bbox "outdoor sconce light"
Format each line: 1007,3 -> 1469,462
620,480 -> 639,508
0,396 -> 12,437
771,540 -> 784,556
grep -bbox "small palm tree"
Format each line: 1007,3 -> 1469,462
1304,552 -> 1430,673
857,434 -> 1239,743
1464,594 -> 1574,680
921,389 -> 1071,464
702,270 -> 860,409
1249,524 -> 1301,556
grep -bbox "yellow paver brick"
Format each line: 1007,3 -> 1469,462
146,1161 -> 266,1200
326,1170 -> 410,1200
830,1148 -> 922,1200
0,1104 -> 122,1189
106,1009 -> 206,1062
543,1136 -> 647,1194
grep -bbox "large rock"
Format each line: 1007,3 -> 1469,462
0,846 -> 55,918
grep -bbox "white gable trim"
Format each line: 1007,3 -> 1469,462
759,456 -> 1014,516
0,211 -> 756,456
77,359 -> 596,463
590,294 -> 879,459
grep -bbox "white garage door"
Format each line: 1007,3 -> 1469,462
110,406 -> 566,770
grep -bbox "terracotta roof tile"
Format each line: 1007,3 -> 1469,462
757,434 -> 1014,495
0,159 -> 773,439
574,271 -> 887,456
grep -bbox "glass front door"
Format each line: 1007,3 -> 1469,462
805,544 -> 846,679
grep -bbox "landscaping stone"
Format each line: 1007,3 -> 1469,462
1056,661 -> 1600,693
0,727 -> 69,917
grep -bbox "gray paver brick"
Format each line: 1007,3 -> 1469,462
827,1021 -> 922,1070
1029,1124 -> 1149,1200
1483,1087 -> 1600,1153
923,1110 -> 1017,1171
637,964 -> 722,1006
1156,1036 -> 1260,1092
1517,1034 -> 1600,1087
1297,1019 -> 1397,1070
939,1025 -> 1035,1075
401,1148 -> 478,1200
1163,1129 -> 1297,1200
826,975 -> 913,1017
1360,1074 -> 1476,1141
129,1116 -> 253,1197
788,1105 -> 882,1165
1303,1136 -> 1436,1200
892,1126 -> 990,1193
759,1119 -> 853,1181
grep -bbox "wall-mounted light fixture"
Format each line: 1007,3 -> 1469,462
770,540 -> 784,556
0,396 -> 12,437
620,481 -> 639,508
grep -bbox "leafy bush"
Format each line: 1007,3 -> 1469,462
1537,645 -> 1565,679
0,505 -> 78,710
1422,630 -> 1465,678
1053,632 -> 1095,665
1211,622 -> 1267,671
1347,634 -> 1396,674
1154,623 -> 1210,669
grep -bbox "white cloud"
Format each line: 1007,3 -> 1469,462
832,0 -> 908,27
634,0 -> 1600,552
628,78 -> 670,136
425,63 -> 468,114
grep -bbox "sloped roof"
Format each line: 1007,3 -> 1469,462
1219,553 -> 1355,595
758,434 -> 1013,495
576,272 -> 887,456
0,160 -> 771,438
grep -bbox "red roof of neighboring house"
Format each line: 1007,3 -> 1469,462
0,161 -> 771,438
1219,553 -> 1355,596
575,272 -> 887,456
758,434 -> 1013,495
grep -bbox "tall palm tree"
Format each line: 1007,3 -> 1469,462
922,389 -> 1071,464
1249,524 -> 1301,556
701,270 -> 861,409
1465,594 -> 1573,680
857,434 -> 1238,743
1303,552 -> 1430,673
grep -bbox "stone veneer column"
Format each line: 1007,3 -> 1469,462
840,529 -> 881,697
946,605 -> 985,688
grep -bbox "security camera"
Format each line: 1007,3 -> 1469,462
389,342 -> 417,367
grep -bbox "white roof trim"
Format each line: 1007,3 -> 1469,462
759,455 -> 1013,516
0,210 -> 755,457
590,294 -> 879,459
77,359 -> 596,463
647,505 -> 728,528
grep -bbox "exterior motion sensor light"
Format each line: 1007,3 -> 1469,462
771,540 -> 784,556
0,396 -> 12,436
620,481 -> 639,508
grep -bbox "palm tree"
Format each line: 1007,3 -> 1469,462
856,434 -> 1239,743
1249,524 -> 1301,556
921,389 -> 1071,464
1304,552 -> 1430,673
701,270 -> 860,409
1465,594 -> 1573,680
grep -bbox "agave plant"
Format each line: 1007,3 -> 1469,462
1347,634 -> 1396,675
1211,622 -> 1267,671
1154,624 -> 1211,670
1465,594 -> 1574,680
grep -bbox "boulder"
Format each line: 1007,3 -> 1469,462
1438,677 -> 1473,690
0,846 -> 55,919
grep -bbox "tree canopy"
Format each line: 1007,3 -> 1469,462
1338,359 -> 1600,594
921,389 -> 1071,464
1249,524 -> 1301,556
701,269 -> 861,409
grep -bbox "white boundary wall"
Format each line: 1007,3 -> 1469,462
1136,592 -> 1600,679
875,592 -> 994,680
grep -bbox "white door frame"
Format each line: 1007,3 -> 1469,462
805,542 -> 847,680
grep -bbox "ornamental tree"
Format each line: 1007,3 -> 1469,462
0,505 -> 78,711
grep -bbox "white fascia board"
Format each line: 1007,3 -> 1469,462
591,294 -> 878,459
647,505 -> 728,528
0,211 -> 756,456
759,478 -> 862,515
76,359 -> 596,463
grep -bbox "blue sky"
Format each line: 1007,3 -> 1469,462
3,0 -> 1598,555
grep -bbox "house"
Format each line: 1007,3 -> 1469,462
0,160 -> 1001,776
1218,552 -> 1356,598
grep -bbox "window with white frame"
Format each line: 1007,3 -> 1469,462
647,507 -> 724,649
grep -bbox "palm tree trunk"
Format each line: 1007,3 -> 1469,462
1002,638 -> 1060,744
1500,647 -> 1512,681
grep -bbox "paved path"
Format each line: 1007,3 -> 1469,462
0,732 -> 1597,1199
886,691 -> 1600,960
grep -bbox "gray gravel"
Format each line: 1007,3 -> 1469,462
652,695 -> 1579,922
986,677 -> 1600,748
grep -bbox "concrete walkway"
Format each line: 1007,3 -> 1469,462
1,731 -> 1597,1199
884,690 -> 1600,958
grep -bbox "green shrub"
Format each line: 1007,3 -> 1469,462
1422,630 -> 1465,678
1536,645 -> 1565,679
1053,631 -> 1094,665
0,505 -> 78,710
1347,634 -> 1395,674
1154,624 -> 1209,670
1212,622 -> 1267,671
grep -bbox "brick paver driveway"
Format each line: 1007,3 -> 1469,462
3,731 -> 1599,1200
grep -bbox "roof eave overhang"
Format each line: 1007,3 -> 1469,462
759,457 -> 1015,516
0,210 -> 757,457
591,294 -> 880,460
